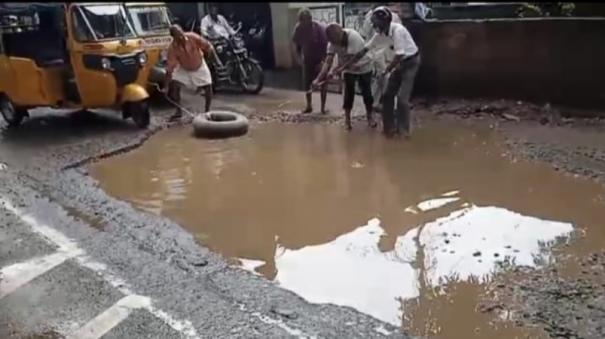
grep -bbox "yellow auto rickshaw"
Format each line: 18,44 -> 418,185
124,2 -> 172,93
0,2 -> 152,128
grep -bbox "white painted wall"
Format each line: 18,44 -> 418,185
270,3 -> 293,69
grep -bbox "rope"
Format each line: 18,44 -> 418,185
148,83 -> 205,119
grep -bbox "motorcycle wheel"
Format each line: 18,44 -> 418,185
240,59 -> 264,95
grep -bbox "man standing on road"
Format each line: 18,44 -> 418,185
164,25 -> 215,120
331,7 -> 420,138
201,4 -> 236,39
292,8 -> 328,114
311,23 -> 376,130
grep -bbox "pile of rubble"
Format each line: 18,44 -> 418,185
417,97 -> 605,126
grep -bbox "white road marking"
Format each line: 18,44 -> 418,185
1,200 -> 80,253
0,250 -> 81,300
66,295 -> 151,339
74,256 -> 200,338
0,197 -> 201,339
147,307 -> 200,338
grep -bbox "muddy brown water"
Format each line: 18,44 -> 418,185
91,121 -> 605,338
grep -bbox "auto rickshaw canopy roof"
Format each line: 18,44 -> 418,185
0,3 -> 66,15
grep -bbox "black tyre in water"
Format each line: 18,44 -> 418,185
0,95 -> 27,127
192,110 -> 249,139
241,59 -> 264,95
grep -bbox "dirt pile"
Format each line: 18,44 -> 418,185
419,97 -> 605,126
482,253 -> 605,339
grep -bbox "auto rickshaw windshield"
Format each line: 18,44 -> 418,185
127,6 -> 170,37
73,4 -> 135,42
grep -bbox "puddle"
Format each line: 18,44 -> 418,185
91,121 -> 605,338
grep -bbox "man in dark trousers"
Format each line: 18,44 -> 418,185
311,23 -> 376,130
331,7 -> 421,138
291,8 -> 328,114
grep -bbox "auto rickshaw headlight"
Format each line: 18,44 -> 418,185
138,52 -> 148,66
101,58 -> 112,70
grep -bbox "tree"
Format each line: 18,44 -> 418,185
517,2 -> 575,17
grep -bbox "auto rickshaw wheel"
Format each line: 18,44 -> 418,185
0,95 -> 27,127
125,100 -> 150,129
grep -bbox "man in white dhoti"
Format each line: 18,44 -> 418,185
164,25 -> 215,120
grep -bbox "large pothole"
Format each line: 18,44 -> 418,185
90,120 -> 605,338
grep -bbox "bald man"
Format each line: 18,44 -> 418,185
164,25 -> 215,120
292,8 -> 328,114
312,23 -> 375,130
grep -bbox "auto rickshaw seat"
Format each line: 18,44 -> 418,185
3,30 -> 66,68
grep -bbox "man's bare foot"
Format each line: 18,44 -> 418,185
367,117 -> 377,128
383,128 -> 396,138
168,110 -> 183,122
345,119 -> 352,131
301,107 -> 313,114
321,108 -> 330,115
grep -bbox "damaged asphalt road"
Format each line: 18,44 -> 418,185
0,91 -> 409,339
1,88 -> 605,338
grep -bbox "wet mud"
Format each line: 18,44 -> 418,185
91,120 -> 605,338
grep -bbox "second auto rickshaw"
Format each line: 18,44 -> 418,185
124,2 -> 172,92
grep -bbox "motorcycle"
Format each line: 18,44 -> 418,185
205,26 -> 264,95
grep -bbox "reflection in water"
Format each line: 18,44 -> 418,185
415,196 -> 460,212
275,218 -> 418,326
271,198 -> 573,326
91,122 -> 605,338
416,205 -> 572,286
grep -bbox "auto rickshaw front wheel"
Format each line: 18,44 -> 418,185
123,100 -> 150,129
0,95 -> 28,128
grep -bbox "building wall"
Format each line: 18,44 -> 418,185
271,12 -> 605,109
270,3 -> 292,69
409,18 -> 605,109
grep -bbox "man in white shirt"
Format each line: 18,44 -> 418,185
201,4 -> 236,40
415,2 -> 432,21
331,6 -> 420,138
360,6 -> 402,112
311,23 -> 376,130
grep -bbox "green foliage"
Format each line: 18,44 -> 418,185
517,2 -> 576,17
